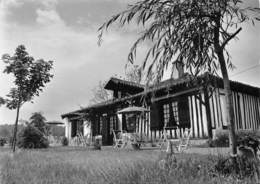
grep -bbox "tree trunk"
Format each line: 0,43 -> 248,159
217,50 -> 237,156
214,17 -> 237,157
12,102 -> 20,152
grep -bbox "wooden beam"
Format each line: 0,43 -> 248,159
199,94 -> 205,137
204,87 -> 213,138
151,87 -> 202,103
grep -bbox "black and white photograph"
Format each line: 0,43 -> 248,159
0,0 -> 260,183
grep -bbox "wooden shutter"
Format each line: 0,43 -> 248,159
178,97 -> 191,128
150,102 -> 163,130
122,114 -> 127,131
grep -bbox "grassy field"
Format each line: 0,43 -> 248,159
0,146 -> 256,184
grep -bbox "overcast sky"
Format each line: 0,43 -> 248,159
0,0 -> 259,124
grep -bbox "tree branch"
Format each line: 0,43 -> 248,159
221,27 -> 242,49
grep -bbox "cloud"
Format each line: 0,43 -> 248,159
0,0 -> 145,124
0,0 -> 259,125
41,0 -> 58,9
36,9 -> 65,26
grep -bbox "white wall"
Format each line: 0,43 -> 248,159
83,120 -> 91,137
117,114 -> 122,131
64,118 -> 71,140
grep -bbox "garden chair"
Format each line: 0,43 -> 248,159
77,132 -> 90,147
162,128 -> 192,154
159,124 -> 178,150
176,128 -> 192,152
112,130 -> 125,148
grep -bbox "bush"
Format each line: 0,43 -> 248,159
214,155 -> 258,179
237,130 -> 260,140
0,137 -> 7,146
17,125 -> 49,149
210,129 -> 260,149
61,137 -> 68,146
237,130 -> 260,155
210,130 -> 229,147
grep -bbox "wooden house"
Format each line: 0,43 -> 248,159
61,73 -> 260,145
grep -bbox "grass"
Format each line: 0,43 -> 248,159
0,146 -> 256,184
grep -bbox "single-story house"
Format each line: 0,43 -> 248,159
61,72 -> 260,145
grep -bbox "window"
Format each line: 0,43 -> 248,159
163,104 -> 170,125
171,101 -> 179,126
110,116 -> 114,134
178,97 -> 190,128
163,101 -> 179,128
99,117 -> 103,134
118,91 -> 122,98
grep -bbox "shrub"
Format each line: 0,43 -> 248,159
61,137 -> 68,146
214,155 -> 258,179
0,137 -> 7,146
211,130 -> 229,147
17,125 -> 49,149
237,130 -> 260,155
210,129 -> 260,149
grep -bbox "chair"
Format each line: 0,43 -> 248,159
177,128 -> 192,152
112,130 -> 125,148
161,127 -> 192,153
77,132 -> 88,147
159,124 -> 178,149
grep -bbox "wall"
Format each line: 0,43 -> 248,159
209,88 -> 260,137
83,120 -> 91,137
135,93 -> 209,141
64,118 -> 71,140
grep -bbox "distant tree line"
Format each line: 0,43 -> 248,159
0,112 -> 65,148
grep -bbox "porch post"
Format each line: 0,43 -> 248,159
117,114 -> 123,131
204,87 -> 213,139
83,120 -> 91,137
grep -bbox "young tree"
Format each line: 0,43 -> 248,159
1,45 -> 53,152
98,0 -> 260,158
29,112 -> 48,135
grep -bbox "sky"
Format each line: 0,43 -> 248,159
0,0 -> 259,124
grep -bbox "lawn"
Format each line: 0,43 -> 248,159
0,146 -> 256,184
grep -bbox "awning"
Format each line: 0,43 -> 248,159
117,106 -> 150,114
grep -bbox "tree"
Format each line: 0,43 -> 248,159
98,0 -> 260,158
0,97 -> 5,106
17,125 -> 49,149
89,65 -> 142,104
125,64 -> 142,84
89,81 -> 112,104
29,112 -> 48,135
1,45 -> 53,152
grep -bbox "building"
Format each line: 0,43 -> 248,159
61,73 -> 260,145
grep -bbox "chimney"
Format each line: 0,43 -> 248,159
176,62 -> 184,78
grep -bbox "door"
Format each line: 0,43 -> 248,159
178,96 -> 191,128
101,115 -> 113,145
71,121 -> 77,137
